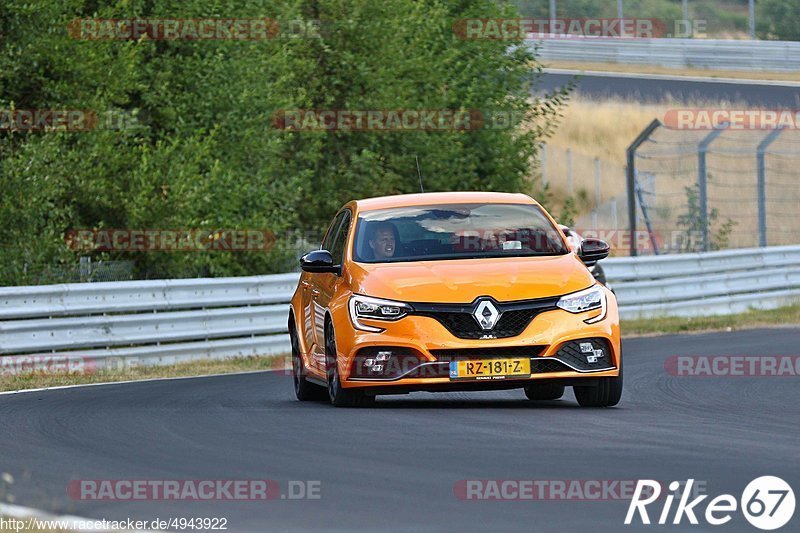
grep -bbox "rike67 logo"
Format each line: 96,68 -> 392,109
626,477 -> 795,530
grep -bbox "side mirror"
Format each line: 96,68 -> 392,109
578,238 -> 609,266
300,250 -> 339,273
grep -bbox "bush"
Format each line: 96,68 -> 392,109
0,0 -> 567,284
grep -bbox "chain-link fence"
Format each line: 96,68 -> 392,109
628,122 -> 800,255
538,121 -> 800,257
538,144 -> 628,242
11,259 -> 136,285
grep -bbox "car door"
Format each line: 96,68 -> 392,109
311,209 -> 352,367
305,211 -> 347,372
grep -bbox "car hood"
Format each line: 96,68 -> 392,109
347,254 -> 595,303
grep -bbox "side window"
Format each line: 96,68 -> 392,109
321,212 -> 345,251
329,211 -> 351,266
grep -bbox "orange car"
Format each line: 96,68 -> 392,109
289,192 -> 621,407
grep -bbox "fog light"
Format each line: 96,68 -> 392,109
362,354 -> 390,373
587,349 -> 604,363
580,342 -> 594,353
351,347 -> 423,379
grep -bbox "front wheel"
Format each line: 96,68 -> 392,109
325,321 -> 374,408
573,361 -> 622,407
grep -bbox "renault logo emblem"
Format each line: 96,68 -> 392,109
473,300 -> 501,330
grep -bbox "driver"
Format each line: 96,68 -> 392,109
368,222 -> 397,260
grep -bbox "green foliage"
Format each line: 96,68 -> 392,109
758,0 -> 800,41
557,196 -> 577,227
0,0 -> 567,284
676,183 -> 737,252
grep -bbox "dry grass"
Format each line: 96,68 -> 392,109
0,355 -> 288,393
543,60 -> 800,83
546,97 -> 671,165
533,96 -> 672,213
533,95 -> 800,248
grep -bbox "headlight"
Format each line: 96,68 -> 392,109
348,294 -> 412,332
557,285 -> 606,323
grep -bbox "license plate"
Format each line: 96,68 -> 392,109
449,358 -> 531,380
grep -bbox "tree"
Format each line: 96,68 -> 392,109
0,0 -> 568,284
758,0 -> 800,41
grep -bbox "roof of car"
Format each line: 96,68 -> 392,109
354,191 -> 537,212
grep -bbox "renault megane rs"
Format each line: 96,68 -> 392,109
288,192 -> 621,407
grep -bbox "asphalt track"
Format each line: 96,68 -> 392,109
537,71 -> 800,107
1,328 -> 798,532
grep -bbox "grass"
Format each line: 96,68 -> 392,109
543,60 -> 800,83
0,354 -> 289,393
621,303 -> 800,336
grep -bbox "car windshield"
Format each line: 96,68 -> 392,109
353,202 -> 568,263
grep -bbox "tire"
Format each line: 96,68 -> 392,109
324,320 -> 374,408
574,358 -> 623,407
290,322 -> 327,401
523,383 -> 565,401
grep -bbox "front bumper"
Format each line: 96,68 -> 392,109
331,287 -> 620,391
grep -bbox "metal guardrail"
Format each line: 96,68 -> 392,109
1,245 -> 799,375
0,274 -> 299,374
530,37 -> 800,72
605,245 -> 800,318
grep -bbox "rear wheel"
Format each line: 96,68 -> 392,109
290,322 -> 327,401
574,359 -> 623,407
523,383 -> 565,401
325,321 -> 375,408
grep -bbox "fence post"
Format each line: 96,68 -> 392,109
756,127 -> 784,247
697,126 -> 726,252
594,157 -> 601,206
79,256 -> 91,282
566,148 -> 572,195
626,119 -> 661,256
541,143 -> 548,187
610,197 -> 618,230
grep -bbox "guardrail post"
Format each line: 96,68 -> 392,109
697,126 -> 726,252
756,127 -> 784,247
626,119 -> 662,256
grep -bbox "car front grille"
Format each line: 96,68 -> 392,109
411,297 -> 559,339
